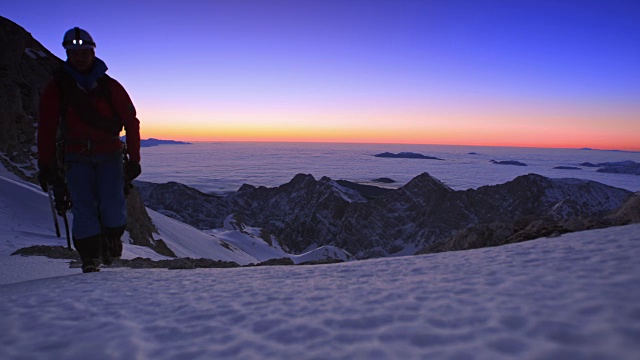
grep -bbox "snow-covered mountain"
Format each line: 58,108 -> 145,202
138,172 -> 634,258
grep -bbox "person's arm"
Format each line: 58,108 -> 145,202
111,79 -> 141,163
110,79 -> 141,181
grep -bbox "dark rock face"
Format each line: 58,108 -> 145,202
0,16 -> 61,181
11,245 -> 79,260
125,186 -> 175,257
138,172 -> 633,259
609,192 -> 640,224
418,191 -> 640,255
135,180 -> 227,229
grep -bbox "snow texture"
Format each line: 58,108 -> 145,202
1,224 -> 639,359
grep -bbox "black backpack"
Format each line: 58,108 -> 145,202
54,68 -> 123,136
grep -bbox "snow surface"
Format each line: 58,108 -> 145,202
2,172 -> 640,359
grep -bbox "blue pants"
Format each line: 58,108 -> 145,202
65,151 -> 126,239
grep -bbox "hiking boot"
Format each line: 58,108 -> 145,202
100,235 -> 112,266
81,259 -> 101,273
100,235 -> 123,265
110,237 -> 123,259
73,234 -> 101,273
102,226 -> 125,265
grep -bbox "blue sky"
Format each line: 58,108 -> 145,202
3,0 -> 639,149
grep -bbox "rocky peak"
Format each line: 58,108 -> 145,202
285,173 -> 316,187
401,172 -> 453,194
238,183 -> 257,192
318,176 -> 368,203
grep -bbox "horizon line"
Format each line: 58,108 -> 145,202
137,138 -> 640,153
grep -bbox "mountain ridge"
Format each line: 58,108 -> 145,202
136,172 -> 635,259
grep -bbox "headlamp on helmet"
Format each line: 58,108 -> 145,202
62,27 -> 96,50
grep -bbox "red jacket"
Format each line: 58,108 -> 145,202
38,74 -> 140,166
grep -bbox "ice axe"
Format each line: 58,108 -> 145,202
61,212 -> 71,251
47,188 -> 61,238
48,187 -> 72,250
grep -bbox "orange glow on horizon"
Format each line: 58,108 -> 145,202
140,122 -> 640,152
137,96 -> 640,152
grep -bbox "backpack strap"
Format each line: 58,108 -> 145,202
96,74 -> 119,121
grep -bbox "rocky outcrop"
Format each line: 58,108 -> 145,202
135,180 -> 226,229
125,186 -> 176,257
608,192 -> 640,224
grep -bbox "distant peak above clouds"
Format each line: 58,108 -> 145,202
120,137 -> 192,147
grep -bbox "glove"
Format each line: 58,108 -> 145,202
125,161 -> 141,181
37,164 -> 54,192
52,184 -> 72,214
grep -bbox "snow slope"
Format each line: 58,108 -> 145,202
0,174 -> 250,263
1,173 -> 640,359
205,215 -> 352,264
0,173 -> 350,271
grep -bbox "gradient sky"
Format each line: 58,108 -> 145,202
3,0 -> 639,150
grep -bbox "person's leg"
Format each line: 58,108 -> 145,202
65,156 -> 102,271
96,152 -> 126,260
